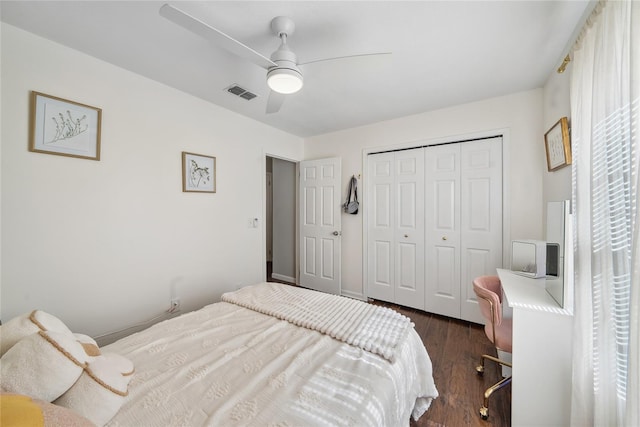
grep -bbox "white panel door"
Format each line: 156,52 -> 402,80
460,137 -> 503,323
424,144 -> 461,317
367,152 -> 395,302
299,157 -> 342,295
394,149 -> 425,309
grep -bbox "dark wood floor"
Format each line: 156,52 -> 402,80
373,301 -> 511,427
266,266 -> 511,426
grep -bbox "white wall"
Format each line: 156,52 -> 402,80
0,24 -> 303,334
304,90 -> 545,299
542,63 -> 573,222
0,21 -> 565,329
271,158 -> 296,282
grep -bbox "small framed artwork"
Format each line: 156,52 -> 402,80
29,91 -> 102,160
544,117 -> 571,171
182,152 -> 216,193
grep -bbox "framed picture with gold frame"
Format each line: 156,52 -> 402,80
544,117 -> 571,171
29,91 -> 102,160
182,151 -> 216,193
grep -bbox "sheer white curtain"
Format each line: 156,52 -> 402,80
570,1 -> 639,425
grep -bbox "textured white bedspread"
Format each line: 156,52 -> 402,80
104,297 -> 438,426
222,282 -> 413,363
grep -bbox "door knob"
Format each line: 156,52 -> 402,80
442,236 -> 447,241
332,231 -> 341,236
404,234 -> 409,238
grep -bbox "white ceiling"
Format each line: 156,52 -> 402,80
0,1 -> 591,137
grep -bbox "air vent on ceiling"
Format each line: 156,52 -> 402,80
226,84 -> 257,101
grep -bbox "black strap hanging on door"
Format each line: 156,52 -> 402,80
343,175 -> 359,214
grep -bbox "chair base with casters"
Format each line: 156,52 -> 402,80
472,275 -> 513,421
476,354 -> 512,420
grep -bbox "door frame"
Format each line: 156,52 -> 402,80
262,152 -> 300,285
361,128 -> 512,300
266,171 -> 273,262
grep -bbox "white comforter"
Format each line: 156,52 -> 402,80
104,295 -> 438,426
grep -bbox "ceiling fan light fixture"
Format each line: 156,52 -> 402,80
267,67 -> 303,94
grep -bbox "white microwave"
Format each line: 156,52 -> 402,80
511,239 -> 547,278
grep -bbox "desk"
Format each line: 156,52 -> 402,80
497,268 -> 573,427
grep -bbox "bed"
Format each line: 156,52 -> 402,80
102,282 -> 438,426
0,282 -> 437,426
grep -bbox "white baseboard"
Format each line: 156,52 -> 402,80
94,310 -> 181,347
271,273 -> 295,284
341,289 -> 366,301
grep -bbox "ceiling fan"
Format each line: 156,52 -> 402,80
159,4 -> 390,114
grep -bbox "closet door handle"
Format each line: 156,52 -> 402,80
404,234 -> 409,238
332,231 -> 341,236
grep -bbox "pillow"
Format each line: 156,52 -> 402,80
0,310 -> 73,356
73,333 -> 101,357
55,353 -> 134,426
0,393 -> 43,426
0,330 -> 88,402
0,393 -> 95,427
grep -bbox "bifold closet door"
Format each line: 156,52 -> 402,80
424,144 -> 461,317
367,148 -> 425,310
424,137 -> 502,323
368,137 -> 502,320
459,138 -> 502,323
394,149 -> 425,309
367,152 -> 395,303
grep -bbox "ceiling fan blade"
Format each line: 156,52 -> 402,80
299,52 -> 392,66
160,4 -> 276,70
266,91 -> 286,114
